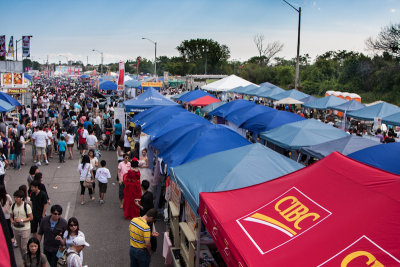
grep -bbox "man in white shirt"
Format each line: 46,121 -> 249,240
32,126 -> 49,166
86,130 -> 98,152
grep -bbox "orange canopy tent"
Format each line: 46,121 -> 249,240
188,95 -> 220,107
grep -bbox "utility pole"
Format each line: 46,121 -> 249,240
283,0 -> 301,90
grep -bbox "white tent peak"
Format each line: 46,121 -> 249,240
202,74 -> 254,92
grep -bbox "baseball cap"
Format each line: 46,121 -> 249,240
72,236 -> 90,247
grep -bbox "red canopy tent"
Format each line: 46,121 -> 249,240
199,152 -> 400,266
188,95 -> 220,107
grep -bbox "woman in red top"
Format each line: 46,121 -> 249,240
123,158 -> 141,220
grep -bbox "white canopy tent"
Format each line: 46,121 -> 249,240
274,97 -> 304,105
202,74 -> 255,92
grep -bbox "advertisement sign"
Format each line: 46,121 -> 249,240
141,82 -> 162,88
117,61 -> 124,91
7,36 -> 13,58
1,73 -> 12,86
113,107 -> 125,130
8,88 -> 28,94
185,201 -> 197,237
22,36 -> 31,58
13,73 -> 23,85
0,35 -> 5,59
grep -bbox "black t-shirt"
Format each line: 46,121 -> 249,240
140,191 -> 154,217
30,190 -> 47,219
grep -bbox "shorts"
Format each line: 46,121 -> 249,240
67,144 -> 74,148
78,143 -> 87,150
98,181 -> 108,193
31,217 -> 42,234
36,147 -> 46,155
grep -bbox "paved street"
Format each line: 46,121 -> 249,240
6,144 -> 166,267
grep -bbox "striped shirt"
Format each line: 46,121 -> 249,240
129,217 -> 150,248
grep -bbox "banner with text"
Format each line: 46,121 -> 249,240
0,35 -> 5,59
141,82 -> 162,88
7,36 -> 13,58
22,36 -> 31,57
117,61 -> 124,91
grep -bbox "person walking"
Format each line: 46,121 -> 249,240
66,129 -> 75,160
56,217 -> 86,265
117,154 -> 131,209
0,185 -> 16,247
123,159 -> 141,220
129,208 -> 159,267
29,180 -> 48,238
23,237 -> 48,267
58,136 -> 67,163
10,189 -> 33,258
66,236 -> 90,267
78,155 -> 94,205
32,126 -> 49,166
95,160 -> 111,204
113,119 -> 122,146
37,204 -> 68,267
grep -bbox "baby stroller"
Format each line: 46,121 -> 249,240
98,131 -> 115,151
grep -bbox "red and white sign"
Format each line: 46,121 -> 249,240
117,61 -> 124,91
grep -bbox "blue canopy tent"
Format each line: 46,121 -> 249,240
348,143 -> 400,174
139,107 -> 188,129
245,85 -> 271,97
260,119 -> 348,150
347,102 -> 399,121
80,74 -> 90,79
299,95 -> 317,104
269,89 -> 309,101
170,143 -> 304,213
124,80 -> 142,88
259,82 -> 279,88
209,99 -> 255,118
329,99 -> 365,112
130,106 -> 167,124
23,74 -> 32,80
142,111 -> 210,139
382,111 -> 400,126
0,99 -> 16,112
303,95 -> 347,110
99,76 -> 116,82
177,90 -> 213,102
0,92 -> 21,107
200,101 -> 226,113
300,135 -> 380,159
229,84 -> 259,94
158,124 -> 250,167
171,91 -> 189,100
225,104 -> 275,126
257,86 -> 285,98
99,81 -> 117,90
123,88 -> 178,112
241,110 -> 305,133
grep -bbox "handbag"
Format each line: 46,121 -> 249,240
82,165 -> 93,189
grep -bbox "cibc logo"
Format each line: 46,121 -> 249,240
237,187 -> 332,254
318,236 -> 400,267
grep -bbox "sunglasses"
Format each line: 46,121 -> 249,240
52,212 -> 60,216
69,224 -> 77,227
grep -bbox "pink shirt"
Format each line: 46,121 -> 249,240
118,161 -> 131,183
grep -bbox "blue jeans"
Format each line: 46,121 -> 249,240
14,154 -> 21,169
130,246 -> 150,267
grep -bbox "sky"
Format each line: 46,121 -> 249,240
2,0 -> 399,65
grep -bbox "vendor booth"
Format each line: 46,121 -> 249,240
199,152 -> 400,266
188,95 -> 220,107
347,101 -> 399,121
268,89 -> 309,101
123,87 -> 178,112
382,111 -> 400,126
202,75 -> 254,92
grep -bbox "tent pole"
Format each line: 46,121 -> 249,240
195,217 -> 201,267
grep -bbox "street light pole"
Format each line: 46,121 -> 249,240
92,49 -> 103,74
283,0 -> 301,90
142,37 -> 157,80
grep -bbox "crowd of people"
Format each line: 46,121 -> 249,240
1,77 -> 160,267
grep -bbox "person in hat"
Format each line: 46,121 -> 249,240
66,235 -> 90,267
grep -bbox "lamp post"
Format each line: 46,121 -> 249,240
92,49 -> 103,74
142,37 -> 157,80
283,0 -> 301,90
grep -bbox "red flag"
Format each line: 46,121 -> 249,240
117,61 -> 124,91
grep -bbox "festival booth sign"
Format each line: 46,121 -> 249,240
141,82 -> 162,90
199,152 -> 400,266
241,110 -> 305,134
348,142 -> 400,175
123,87 -> 178,112
188,95 -> 220,107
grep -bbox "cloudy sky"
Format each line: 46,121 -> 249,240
2,0 -> 399,64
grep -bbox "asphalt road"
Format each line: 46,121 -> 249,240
6,144 -> 166,267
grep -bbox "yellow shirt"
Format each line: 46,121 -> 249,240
129,217 -> 150,248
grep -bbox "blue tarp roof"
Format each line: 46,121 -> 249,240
209,99 -> 255,118
125,80 -> 142,88
225,104 -> 274,126
245,85 -> 272,97
99,76 -> 116,82
241,110 -> 306,133
299,95 -> 317,104
348,143 -> 400,174
259,82 -> 278,88
257,86 -> 285,98
200,101 -> 226,113
171,91 -> 189,100
260,119 -> 349,150
300,135 -> 380,159
269,89 -> 310,101
80,74 -> 90,78
0,98 -> 16,111
99,81 -> 117,90
347,102 -> 399,121
142,111 -> 210,139
170,143 -> 304,213
382,111 -> 400,126
139,107 -> 188,129
229,84 -> 259,94
329,99 -> 365,112
23,74 -> 32,80
177,90 -> 212,102
158,124 -> 250,167
0,92 -> 20,107
130,106 -> 167,124
123,88 -> 178,112
303,95 -> 347,110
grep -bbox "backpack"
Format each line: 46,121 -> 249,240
57,250 -> 78,267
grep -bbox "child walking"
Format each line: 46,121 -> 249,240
95,160 -> 111,204
58,136 -> 66,163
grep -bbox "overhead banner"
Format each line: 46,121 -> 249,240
0,35 -> 5,59
117,61 -> 124,91
7,36 -> 13,58
141,82 -> 162,88
22,36 -> 31,58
